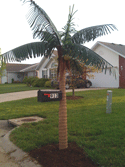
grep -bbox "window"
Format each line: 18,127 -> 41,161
49,68 -> 57,79
49,62 -> 57,79
51,62 -> 56,68
42,70 -> 47,78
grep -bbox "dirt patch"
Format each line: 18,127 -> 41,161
29,142 -> 98,167
66,96 -> 83,100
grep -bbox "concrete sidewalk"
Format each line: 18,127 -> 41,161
0,120 -> 41,167
0,121 -> 19,167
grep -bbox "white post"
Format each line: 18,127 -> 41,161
106,90 -> 112,114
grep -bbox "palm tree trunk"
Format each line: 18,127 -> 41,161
57,46 -> 68,150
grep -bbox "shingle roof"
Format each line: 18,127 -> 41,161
6,63 -> 32,72
98,41 -> 125,58
20,63 -> 39,72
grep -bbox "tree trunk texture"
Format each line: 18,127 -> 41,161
58,46 -> 68,150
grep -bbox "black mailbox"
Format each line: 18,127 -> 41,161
37,90 -> 62,102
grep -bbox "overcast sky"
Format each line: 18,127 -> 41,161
0,0 -> 125,64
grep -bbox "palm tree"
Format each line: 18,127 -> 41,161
2,1 -> 117,150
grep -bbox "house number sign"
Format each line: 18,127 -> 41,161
37,90 -> 62,102
44,93 -> 59,99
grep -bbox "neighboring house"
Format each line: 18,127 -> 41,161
88,41 -> 125,88
1,50 -> 58,84
2,63 -> 33,83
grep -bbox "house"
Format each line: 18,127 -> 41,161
1,50 -> 58,84
89,41 -> 125,88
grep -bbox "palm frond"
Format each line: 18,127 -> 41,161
1,42 -> 56,62
72,24 -> 117,44
63,43 -> 113,71
62,5 -> 77,44
21,0 -> 61,44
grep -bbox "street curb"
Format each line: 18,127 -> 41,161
1,128 -> 42,167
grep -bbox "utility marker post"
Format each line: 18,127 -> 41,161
106,90 -> 112,114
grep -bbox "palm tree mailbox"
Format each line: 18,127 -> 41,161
2,0 -> 117,149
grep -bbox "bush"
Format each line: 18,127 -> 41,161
32,78 -> 40,87
23,76 -> 28,84
29,77 -> 39,86
44,80 -> 51,88
26,77 -> 34,86
12,78 -> 14,83
32,78 -> 49,87
34,78 -> 49,87
23,76 -> 39,87
23,77 -> 50,87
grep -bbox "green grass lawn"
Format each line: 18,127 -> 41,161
0,89 -> 125,166
0,83 -> 48,94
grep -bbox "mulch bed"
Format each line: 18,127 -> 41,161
66,96 -> 83,100
29,142 -> 98,167
29,96 -> 96,167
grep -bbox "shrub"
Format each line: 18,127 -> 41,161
12,78 -> 14,83
32,78 -> 49,87
37,78 -> 49,87
23,76 -> 39,87
23,76 -> 28,84
23,77 -> 50,87
32,78 -> 40,87
30,77 -> 39,86
26,77 -> 34,86
44,80 -> 51,88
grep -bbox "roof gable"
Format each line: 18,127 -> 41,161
36,50 -> 58,70
92,41 -> 125,58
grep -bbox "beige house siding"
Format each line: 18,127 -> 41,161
88,42 -> 119,88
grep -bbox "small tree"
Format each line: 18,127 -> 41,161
1,1 -> 117,149
67,59 -> 100,96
